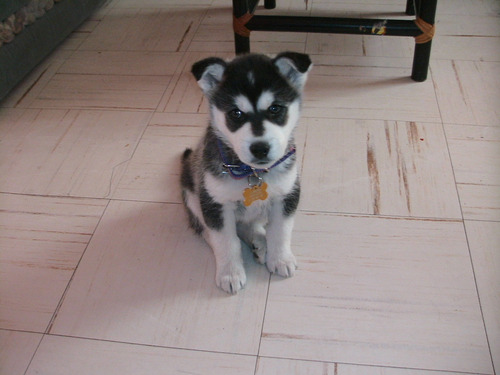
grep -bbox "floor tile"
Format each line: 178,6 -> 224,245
28,50 -> 183,111
431,36 -> 500,62
302,62 -> 441,122
26,335 -> 256,375
254,0 -> 312,15
58,51 -> 184,76
78,7 -> 206,52
57,16 -> 103,52
435,0 -> 500,40
113,124 -> 205,202
0,194 -> 107,332
148,111 -> 210,127
465,220 -> 500,371
437,0 -> 500,16
446,125 -> 500,184
310,1 -> 409,16
256,357 -> 335,375
312,54 -> 414,69
29,73 -> 170,110
306,33 -> 414,58
256,357 -> 479,375
300,118 -> 461,218
307,33 -> 363,56
446,124 -> 500,221
338,363 -> 488,375
50,200 -> 270,355
431,60 -> 500,126
437,14 -> 500,37
0,330 -> 42,375
260,212 -> 492,374
457,184 -> 500,222
188,37 -> 305,54
156,51 -> 232,113
0,109 -> 150,197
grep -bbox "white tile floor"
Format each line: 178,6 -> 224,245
1,0 -> 499,374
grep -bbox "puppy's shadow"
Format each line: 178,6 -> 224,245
72,198 -> 270,309
56,200 -> 271,348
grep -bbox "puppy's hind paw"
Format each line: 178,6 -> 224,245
266,253 -> 297,278
251,242 -> 267,265
216,264 -> 247,294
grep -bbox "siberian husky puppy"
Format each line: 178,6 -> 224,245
181,52 -> 311,294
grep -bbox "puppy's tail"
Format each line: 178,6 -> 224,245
182,148 -> 193,162
181,148 -> 194,192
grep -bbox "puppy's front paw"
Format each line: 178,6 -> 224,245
216,263 -> 247,294
266,252 -> 297,278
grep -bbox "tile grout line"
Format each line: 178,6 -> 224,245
21,332 -> 45,375
20,186 -> 113,375
297,208 -> 464,222
431,59 -> 498,375
460,219 -> 498,375
254,354 -> 491,375
44,198 -> 112,336
104,108 -> 157,199
428,60 -> 466,225
35,331 -> 259,360
253,272 -> 272,375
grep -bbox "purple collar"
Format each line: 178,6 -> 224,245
217,139 -> 296,179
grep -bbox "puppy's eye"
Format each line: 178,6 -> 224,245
268,104 -> 283,114
228,109 -> 244,120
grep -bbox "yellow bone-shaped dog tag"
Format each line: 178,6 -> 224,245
243,182 -> 268,207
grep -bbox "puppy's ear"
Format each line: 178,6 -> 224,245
273,52 -> 312,91
191,57 -> 227,95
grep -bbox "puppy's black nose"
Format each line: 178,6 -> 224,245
250,142 -> 270,160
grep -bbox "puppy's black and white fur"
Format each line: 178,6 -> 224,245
181,52 -> 311,294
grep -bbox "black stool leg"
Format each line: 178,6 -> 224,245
232,0 -> 260,54
233,0 -> 250,54
406,0 -> 422,15
264,0 -> 276,9
234,34 -> 250,55
405,0 -> 415,15
415,0 -> 422,14
411,0 -> 437,82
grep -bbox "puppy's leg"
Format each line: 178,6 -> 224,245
265,184 -> 300,277
266,212 -> 297,277
205,215 -> 246,294
237,221 -> 267,264
200,188 -> 246,293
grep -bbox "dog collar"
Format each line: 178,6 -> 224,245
217,139 -> 296,180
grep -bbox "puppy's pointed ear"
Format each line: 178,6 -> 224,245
191,57 -> 227,95
273,52 -> 312,91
